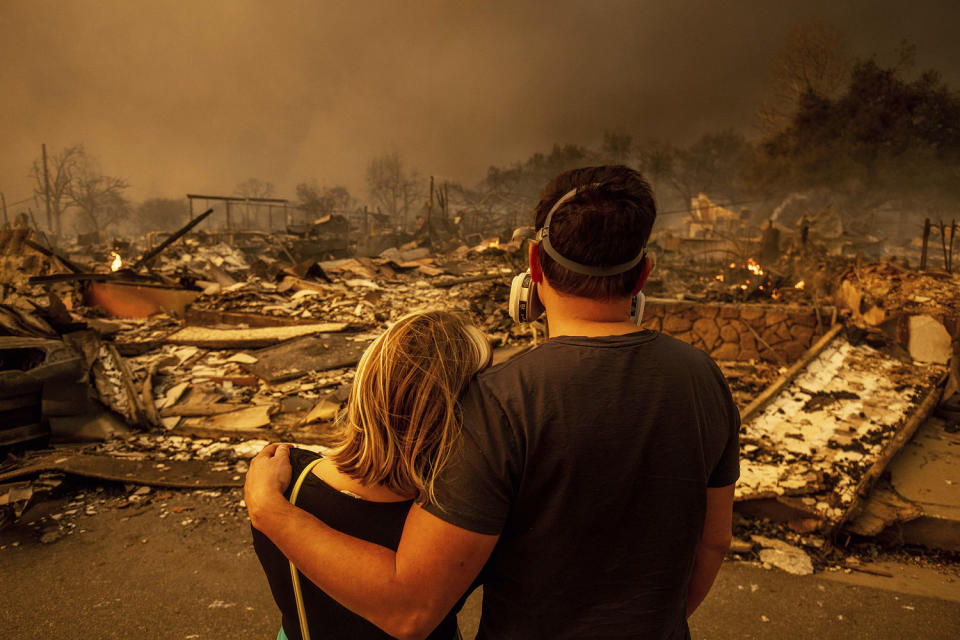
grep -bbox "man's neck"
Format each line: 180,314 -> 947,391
539,281 -> 640,339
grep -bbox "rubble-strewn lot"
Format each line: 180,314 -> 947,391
3,224 -> 959,579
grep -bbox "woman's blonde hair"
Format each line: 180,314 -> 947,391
326,310 -> 491,504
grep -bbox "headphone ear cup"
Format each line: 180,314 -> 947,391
509,271 -> 529,323
630,292 -> 645,326
509,271 -> 543,323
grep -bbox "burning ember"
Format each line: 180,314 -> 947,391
109,251 -> 123,272
486,238 -> 500,249
705,256 -> 812,304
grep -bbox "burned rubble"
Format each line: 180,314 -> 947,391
2,203 -> 959,579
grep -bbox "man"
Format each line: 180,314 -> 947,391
246,165 -> 739,639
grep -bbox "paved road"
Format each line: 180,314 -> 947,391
2,484 -> 958,639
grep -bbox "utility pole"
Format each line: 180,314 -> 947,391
426,175 -> 434,249
1,192 -> 8,228
42,143 -> 53,234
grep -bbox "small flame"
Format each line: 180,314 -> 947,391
109,251 -> 123,272
746,258 -> 764,276
739,284 -> 748,290
487,238 -> 500,249
794,280 -> 805,290
729,262 -> 737,269
771,289 -> 782,300
714,273 -> 724,282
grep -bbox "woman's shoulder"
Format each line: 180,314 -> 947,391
286,447 -> 324,486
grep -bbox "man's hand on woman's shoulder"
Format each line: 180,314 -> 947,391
244,443 -> 294,529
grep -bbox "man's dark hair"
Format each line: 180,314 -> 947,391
534,165 -> 656,300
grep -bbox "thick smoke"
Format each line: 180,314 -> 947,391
1,0 -> 958,205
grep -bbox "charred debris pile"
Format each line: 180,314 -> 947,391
2,205 -> 959,571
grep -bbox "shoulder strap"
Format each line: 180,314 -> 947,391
288,458 -> 323,640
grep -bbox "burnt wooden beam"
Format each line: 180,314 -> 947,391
131,207 -> 214,271
739,322 -> 844,424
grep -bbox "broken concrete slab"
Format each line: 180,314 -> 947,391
845,480 -> 923,537
908,315 -> 953,365
872,416 -> 960,551
164,322 -> 348,349
243,334 -> 371,383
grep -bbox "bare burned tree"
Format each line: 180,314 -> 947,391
30,143 -> 84,237
235,178 -> 276,227
601,131 -> 634,165
66,157 -> 130,234
295,180 -> 352,217
366,152 -> 421,230
637,139 -> 677,205
235,177 -> 276,199
755,20 -> 850,133
668,130 -> 752,206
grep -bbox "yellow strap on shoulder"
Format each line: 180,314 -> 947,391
288,457 -> 324,640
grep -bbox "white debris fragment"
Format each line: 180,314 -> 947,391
231,439 -> 272,459
226,352 -> 258,364
752,535 -> 814,575
162,382 -> 190,409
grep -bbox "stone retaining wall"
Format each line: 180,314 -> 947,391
644,298 -> 832,363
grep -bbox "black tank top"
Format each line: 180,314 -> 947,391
251,447 -> 461,640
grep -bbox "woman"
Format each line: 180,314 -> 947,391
251,310 -> 492,640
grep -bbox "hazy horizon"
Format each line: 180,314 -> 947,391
2,0 -> 959,212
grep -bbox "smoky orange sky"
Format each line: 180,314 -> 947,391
2,0 -> 958,210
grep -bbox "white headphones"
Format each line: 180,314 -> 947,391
508,184 -> 647,326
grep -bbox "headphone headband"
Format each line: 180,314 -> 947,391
535,185 -> 646,277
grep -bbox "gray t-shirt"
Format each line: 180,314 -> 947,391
424,330 -> 740,639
